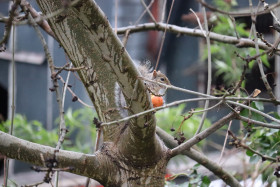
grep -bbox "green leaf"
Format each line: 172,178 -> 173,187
201,176 -> 211,187
193,163 -> 201,170
254,101 -> 264,111
249,154 -> 260,163
246,150 -> 254,157
261,53 -> 270,68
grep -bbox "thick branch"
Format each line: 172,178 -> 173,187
156,127 -> 241,187
117,22 -> 271,50
0,131 -> 114,184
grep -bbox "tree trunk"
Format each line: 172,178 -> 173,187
35,0 -> 169,186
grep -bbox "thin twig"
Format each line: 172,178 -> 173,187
140,78 -> 280,123
122,0 -> 156,47
121,29 -> 130,47
260,0 -> 280,25
140,0 -> 157,23
243,37 -> 280,62
16,0 -> 81,26
135,0 -> 155,25
3,13 -> 16,187
218,120 -> 232,164
170,89 -> 260,156
171,109 -> 240,156
0,0 -> 20,52
27,9 -> 68,185
197,0 -> 280,17
155,0 -> 175,70
228,130 -> 277,162
101,90 -> 279,127
189,9 -> 206,37
238,115 -> 280,129
59,76 -> 94,108
54,62 -> 72,187
192,100 -> 223,114
227,100 -> 280,124
61,63 -> 72,108
194,1 -> 212,135
160,0 -> 167,22
21,0 -> 55,38
248,0 -> 276,100
231,52 -> 250,95
29,13 -> 67,152
229,16 -> 240,39
101,97 -> 220,126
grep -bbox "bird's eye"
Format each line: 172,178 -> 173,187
160,78 -> 165,81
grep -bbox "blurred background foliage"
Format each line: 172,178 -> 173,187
156,104 -> 211,148
203,0 -> 269,88
0,107 -> 97,154
0,105 -> 210,152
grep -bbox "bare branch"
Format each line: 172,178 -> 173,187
155,0 -> 175,70
135,0 -> 155,25
218,120 -> 232,164
189,8 -> 206,37
3,8 -> 17,186
117,22 -> 273,50
171,89 -> 261,156
194,1 -> 212,135
141,78 -> 280,123
156,127 -> 242,187
171,108 -> 239,156
248,0 -> 276,100
0,0 -> 21,52
27,11 -> 67,154
101,97 -> 223,126
228,130 -> 277,162
59,76 -> 94,108
0,131 -> 109,182
21,0 -> 55,38
197,0 -> 280,17
260,0 -> 280,25
140,0 -> 156,23
238,115 -> 280,129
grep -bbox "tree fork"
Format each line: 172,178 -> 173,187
34,0 -> 169,186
